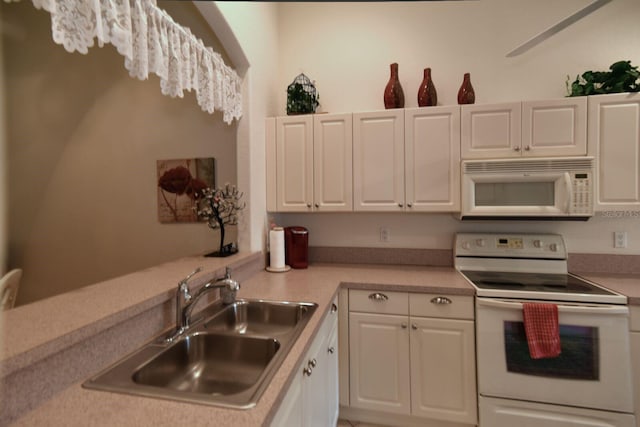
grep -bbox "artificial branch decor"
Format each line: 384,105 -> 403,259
567,60 -> 640,97
193,184 -> 245,257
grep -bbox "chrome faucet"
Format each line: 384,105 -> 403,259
167,266 -> 240,342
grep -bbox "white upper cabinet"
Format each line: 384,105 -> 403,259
275,116 -> 314,212
461,98 -> 587,159
405,106 -> 461,212
522,98 -> 587,157
353,110 -> 405,211
268,114 -> 353,212
313,113 -> 353,211
588,93 -> 640,211
461,102 -> 522,159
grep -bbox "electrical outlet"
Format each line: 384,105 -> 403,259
380,227 -> 390,242
614,231 -> 627,248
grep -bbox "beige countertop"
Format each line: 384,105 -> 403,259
576,272 -> 640,305
5,261 -> 473,427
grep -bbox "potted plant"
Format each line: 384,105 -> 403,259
567,60 -> 640,96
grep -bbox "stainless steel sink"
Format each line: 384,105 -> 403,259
83,299 -> 317,408
204,299 -> 316,335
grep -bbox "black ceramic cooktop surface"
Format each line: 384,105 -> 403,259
461,270 -> 616,295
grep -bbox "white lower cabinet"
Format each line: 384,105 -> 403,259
346,290 -> 477,426
270,298 -> 339,427
630,306 -> 640,427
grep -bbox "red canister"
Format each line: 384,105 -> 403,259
284,226 -> 309,269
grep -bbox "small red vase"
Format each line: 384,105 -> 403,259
457,72 -> 475,105
417,68 -> 438,107
383,63 -> 405,109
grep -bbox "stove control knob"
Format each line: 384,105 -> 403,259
549,243 -> 558,252
461,241 -> 471,250
533,239 -> 543,248
475,239 -> 486,247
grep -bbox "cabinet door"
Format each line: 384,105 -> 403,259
270,368 -> 303,427
276,116 -> 313,212
405,106 -> 461,212
314,113 -> 353,211
410,317 -> 477,424
461,102 -> 522,159
349,312 -> 410,414
353,110 -> 405,211
522,97 -> 587,157
588,93 -> 640,211
326,318 -> 340,426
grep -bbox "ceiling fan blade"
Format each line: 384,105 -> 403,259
506,0 -> 611,58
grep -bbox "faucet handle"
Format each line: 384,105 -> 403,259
225,266 -> 232,278
182,267 -> 203,285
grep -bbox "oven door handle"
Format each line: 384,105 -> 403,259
476,298 -> 629,315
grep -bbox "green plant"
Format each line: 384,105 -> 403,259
567,60 -> 640,97
286,83 -> 319,115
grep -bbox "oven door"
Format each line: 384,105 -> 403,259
476,297 -> 633,413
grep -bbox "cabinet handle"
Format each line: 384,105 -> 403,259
407,203 -> 413,208
401,323 -> 408,329
303,367 -> 313,376
328,346 -> 335,354
398,203 -> 403,208
306,203 -> 312,208
524,145 -> 531,151
308,358 -> 317,368
514,146 -> 521,152
411,323 -> 418,330
315,203 -> 320,208
331,303 -> 338,313
430,296 -> 452,305
368,292 -> 389,302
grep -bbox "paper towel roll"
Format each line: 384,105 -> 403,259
269,227 -> 285,269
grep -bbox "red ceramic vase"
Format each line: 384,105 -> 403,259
417,67 -> 438,107
383,63 -> 405,109
457,72 -> 475,105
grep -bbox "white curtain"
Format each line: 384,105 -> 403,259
5,0 -> 242,124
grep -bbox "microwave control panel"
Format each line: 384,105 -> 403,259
571,172 -> 592,214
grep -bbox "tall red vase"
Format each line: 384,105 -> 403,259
417,68 -> 438,107
457,72 -> 475,105
383,63 -> 405,109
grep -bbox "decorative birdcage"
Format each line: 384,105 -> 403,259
286,73 -> 319,115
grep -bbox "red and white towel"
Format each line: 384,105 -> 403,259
522,302 -> 561,359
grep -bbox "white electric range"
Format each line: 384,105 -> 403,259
455,233 -> 635,427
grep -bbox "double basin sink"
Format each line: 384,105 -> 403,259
83,299 -> 317,408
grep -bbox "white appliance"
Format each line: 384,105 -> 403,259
454,233 -> 635,427
461,157 -> 594,220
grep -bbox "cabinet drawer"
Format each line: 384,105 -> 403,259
409,293 -> 474,320
349,290 -> 408,315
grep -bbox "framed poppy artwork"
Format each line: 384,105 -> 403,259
157,158 -> 216,223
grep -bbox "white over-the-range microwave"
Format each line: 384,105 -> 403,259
460,157 -> 594,220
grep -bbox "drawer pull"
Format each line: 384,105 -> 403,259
430,296 -> 452,305
368,292 -> 389,302
331,303 -> 338,313
328,346 -> 335,354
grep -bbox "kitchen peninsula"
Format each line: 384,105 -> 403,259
1,252 -> 477,426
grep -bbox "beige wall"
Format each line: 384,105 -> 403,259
0,2 -> 6,275
3,1 -> 239,305
272,0 -> 640,255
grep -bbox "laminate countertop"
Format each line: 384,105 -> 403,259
5,261 -> 474,427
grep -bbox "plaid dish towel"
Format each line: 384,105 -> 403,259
522,302 -> 561,359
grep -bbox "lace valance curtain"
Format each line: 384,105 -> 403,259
5,0 -> 242,124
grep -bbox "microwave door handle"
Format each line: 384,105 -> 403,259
476,297 -> 629,315
563,172 -> 573,213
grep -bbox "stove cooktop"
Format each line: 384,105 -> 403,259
460,270 -> 626,304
